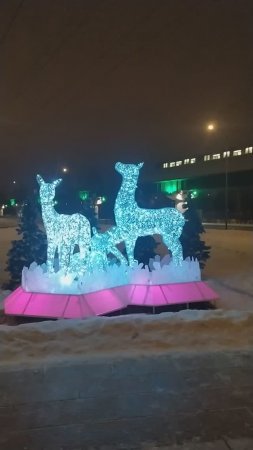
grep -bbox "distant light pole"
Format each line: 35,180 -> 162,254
62,167 -> 68,173
205,121 -> 228,229
224,153 -> 229,230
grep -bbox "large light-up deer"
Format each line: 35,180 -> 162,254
36,175 -> 91,272
114,162 -> 187,266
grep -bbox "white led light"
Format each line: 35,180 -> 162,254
86,226 -> 127,271
114,162 -> 186,266
36,175 -> 91,273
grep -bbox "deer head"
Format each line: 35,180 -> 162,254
36,174 -> 62,204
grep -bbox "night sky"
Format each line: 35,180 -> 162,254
1,0 -> 253,194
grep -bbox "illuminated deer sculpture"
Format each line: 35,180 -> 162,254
114,162 -> 187,266
36,175 -> 91,272
88,226 -> 127,270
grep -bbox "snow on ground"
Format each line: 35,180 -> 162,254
0,225 -> 253,312
203,229 -> 253,310
0,226 -> 17,287
1,309 -> 253,365
0,226 -> 253,363
155,229 -> 253,311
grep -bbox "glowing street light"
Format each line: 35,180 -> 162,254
62,167 -> 68,173
205,121 -> 229,229
206,123 -> 215,131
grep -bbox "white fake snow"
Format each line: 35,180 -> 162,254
21,256 -> 200,295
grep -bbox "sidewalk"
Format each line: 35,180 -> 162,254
0,217 -> 17,228
138,438 -> 253,449
74,438 -> 253,449
203,222 -> 253,230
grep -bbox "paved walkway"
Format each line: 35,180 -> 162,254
141,438 -> 253,449
90,439 -> 253,449
82,439 -> 253,449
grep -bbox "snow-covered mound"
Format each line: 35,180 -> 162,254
0,309 -> 253,366
0,290 -> 10,312
22,256 -> 201,295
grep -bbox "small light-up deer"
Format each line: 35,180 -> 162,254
36,175 -> 91,272
87,226 -> 127,270
114,162 -> 187,266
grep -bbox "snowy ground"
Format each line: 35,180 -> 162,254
203,229 -> 253,310
155,228 -> 253,311
0,226 -> 253,312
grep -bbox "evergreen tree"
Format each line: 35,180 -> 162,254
134,235 -> 158,267
180,195 -> 211,268
3,197 -> 47,290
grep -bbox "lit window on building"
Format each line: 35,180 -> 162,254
163,163 -> 168,168
223,151 -> 230,158
176,161 -> 182,166
184,158 -> 190,164
169,162 -> 175,167
245,147 -> 253,154
212,154 -> 220,160
233,149 -> 242,156
204,155 -> 211,161
190,158 -> 196,164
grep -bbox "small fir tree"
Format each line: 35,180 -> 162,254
180,195 -> 211,268
134,235 -> 158,267
4,197 -> 47,289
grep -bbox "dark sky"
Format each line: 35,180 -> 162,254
1,0 -> 253,194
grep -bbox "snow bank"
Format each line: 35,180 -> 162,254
1,309 -> 253,367
207,270 -> 253,311
0,290 -> 9,312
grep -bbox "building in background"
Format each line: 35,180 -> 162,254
142,146 -> 253,223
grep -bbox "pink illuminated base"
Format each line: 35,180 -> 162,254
4,281 -> 218,319
4,282 -> 218,319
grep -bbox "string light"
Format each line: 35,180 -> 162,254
36,175 -> 91,273
36,162 -> 187,280
85,226 -> 127,271
114,162 -> 186,266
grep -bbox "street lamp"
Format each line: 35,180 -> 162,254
62,167 -> 68,173
206,122 -> 216,132
224,153 -> 229,230
205,121 -> 229,229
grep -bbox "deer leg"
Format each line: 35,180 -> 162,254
79,242 -> 91,263
47,241 -> 56,272
60,245 -> 71,273
79,230 -> 91,260
125,238 -> 137,267
109,246 -> 127,265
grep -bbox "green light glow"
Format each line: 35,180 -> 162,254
159,179 -> 183,194
79,190 -> 89,201
191,190 -> 198,198
9,198 -> 16,206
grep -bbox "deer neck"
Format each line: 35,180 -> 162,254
41,201 -> 58,229
115,177 -> 138,208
